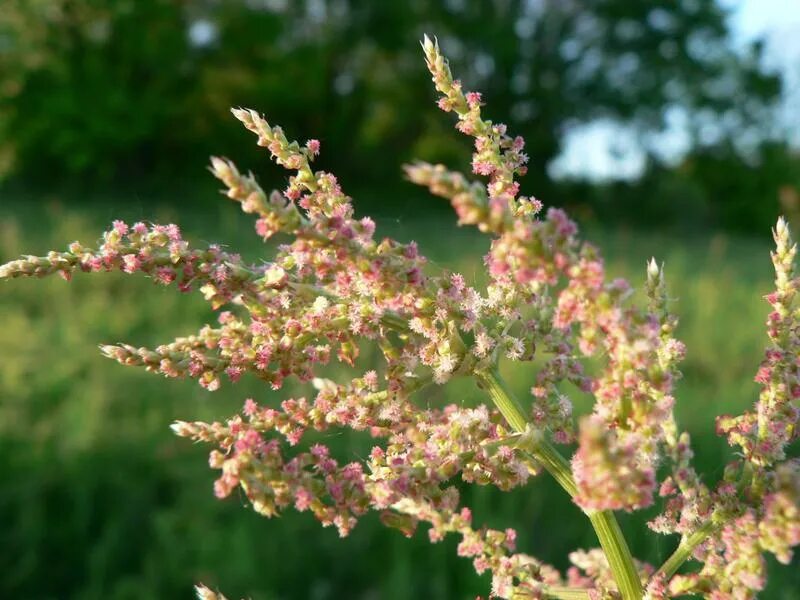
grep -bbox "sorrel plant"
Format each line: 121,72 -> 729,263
2,37 -> 798,600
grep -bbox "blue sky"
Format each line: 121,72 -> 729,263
550,0 -> 800,181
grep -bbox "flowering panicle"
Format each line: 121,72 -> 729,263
3,35 -> 799,600
718,217 -> 800,468
417,36 -> 688,514
758,460 -> 800,564
209,156 -> 302,240
646,218 -> 800,598
0,221 -> 264,307
644,260 -> 711,542
570,258 -> 688,511
173,395 -> 558,596
420,35 -> 531,225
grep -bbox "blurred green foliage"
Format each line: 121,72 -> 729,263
0,0 -> 796,233
1,197 -> 798,598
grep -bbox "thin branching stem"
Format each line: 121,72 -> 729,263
476,367 -> 644,600
653,519 -> 718,582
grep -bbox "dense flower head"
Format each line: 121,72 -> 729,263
717,218 -> 800,468
2,36 -> 798,600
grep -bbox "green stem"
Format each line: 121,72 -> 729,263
379,310 -> 413,333
587,511 -> 643,600
653,520 -> 718,581
476,367 -> 644,600
541,587 -> 591,600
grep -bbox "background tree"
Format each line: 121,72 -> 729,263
0,0 -> 787,229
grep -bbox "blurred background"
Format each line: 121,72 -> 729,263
1,1 -> 799,598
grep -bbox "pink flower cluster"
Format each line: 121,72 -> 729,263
173,391 -> 555,597
2,36 -> 798,600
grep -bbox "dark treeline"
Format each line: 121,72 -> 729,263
1,0 -> 797,233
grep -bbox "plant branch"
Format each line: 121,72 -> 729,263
476,367 -> 644,600
541,586 -> 592,600
587,512 -> 643,600
653,519 -> 718,582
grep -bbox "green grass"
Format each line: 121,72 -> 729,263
1,195 -> 798,599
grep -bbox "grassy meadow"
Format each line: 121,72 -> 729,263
1,194 -> 798,599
